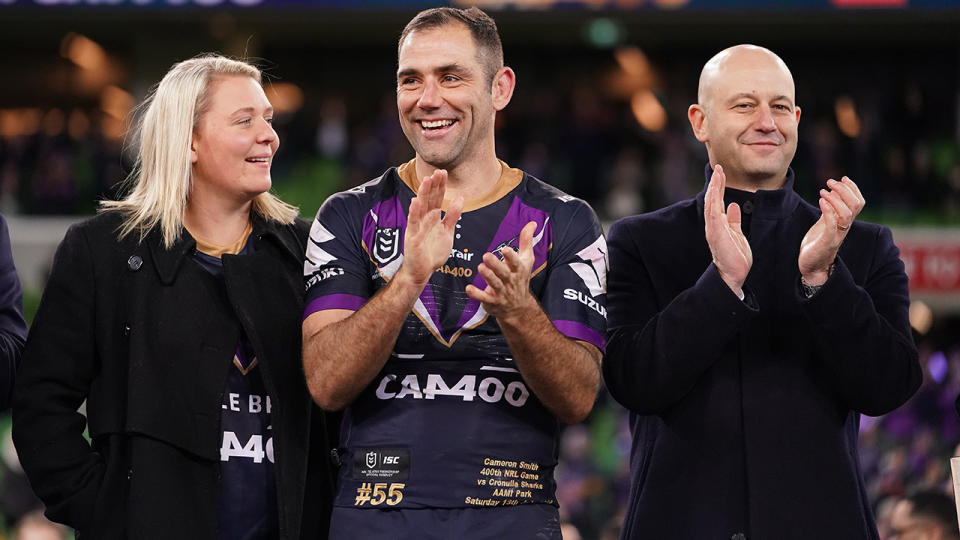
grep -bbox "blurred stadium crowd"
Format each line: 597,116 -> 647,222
2,43 -> 960,224
0,8 -> 958,539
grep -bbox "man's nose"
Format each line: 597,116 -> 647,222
755,105 -> 776,131
418,79 -> 442,109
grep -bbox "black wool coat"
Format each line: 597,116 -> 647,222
603,169 -> 921,540
12,211 -> 337,539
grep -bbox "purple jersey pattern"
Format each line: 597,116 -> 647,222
304,162 -> 606,510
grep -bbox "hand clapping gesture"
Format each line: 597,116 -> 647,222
704,164 -> 752,296
400,169 -> 464,286
798,176 -> 865,285
466,221 -> 539,325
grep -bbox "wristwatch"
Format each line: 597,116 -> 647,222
800,280 -> 824,299
800,264 -> 834,299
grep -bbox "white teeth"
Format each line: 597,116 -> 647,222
246,157 -> 269,162
421,119 -> 453,129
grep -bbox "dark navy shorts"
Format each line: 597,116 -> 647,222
329,504 -> 561,540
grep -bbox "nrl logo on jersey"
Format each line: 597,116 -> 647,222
366,451 -> 378,468
373,227 -> 401,265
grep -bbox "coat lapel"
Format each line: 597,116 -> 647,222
146,228 -> 197,286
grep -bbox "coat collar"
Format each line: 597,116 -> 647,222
695,164 -> 801,220
147,215 -> 301,285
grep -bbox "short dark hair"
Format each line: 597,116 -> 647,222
398,6 -> 504,83
906,490 -> 960,538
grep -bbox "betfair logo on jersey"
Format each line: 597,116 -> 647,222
448,248 -> 474,262
435,248 -> 476,278
373,227 -> 401,265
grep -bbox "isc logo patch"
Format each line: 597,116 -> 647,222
353,448 -> 410,481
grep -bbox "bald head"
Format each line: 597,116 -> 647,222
698,45 -> 794,111
687,44 -> 801,191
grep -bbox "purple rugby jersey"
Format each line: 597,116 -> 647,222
304,160 -> 607,510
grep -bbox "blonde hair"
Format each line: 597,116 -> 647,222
100,54 -> 298,248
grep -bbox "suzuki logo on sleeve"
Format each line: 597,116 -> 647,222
373,228 -> 401,265
365,451 -> 378,468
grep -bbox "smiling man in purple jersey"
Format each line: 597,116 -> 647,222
301,7 -> 607,540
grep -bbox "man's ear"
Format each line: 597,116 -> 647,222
492,67 -> 516,112
688,104 -> 709,143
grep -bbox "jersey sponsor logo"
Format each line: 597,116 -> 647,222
305,266 -> 345,290
435,264 -> 473,278
434,248 -> 476,278
563,288 -> 607,318
448,247 -> 474,262
373,227 -> 402,265
352,448 -> 410,481
221,430 -> 275,464
568,235 -> 608,297
374,373 -> 530,407
222,392 -> 272,413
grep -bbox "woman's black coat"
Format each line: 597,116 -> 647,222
12,211 -> 336,539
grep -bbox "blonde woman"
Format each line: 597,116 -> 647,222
12,55 -> 335,540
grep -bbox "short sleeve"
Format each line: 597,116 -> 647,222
303,194 -> 373,318
539,201 -> 608,352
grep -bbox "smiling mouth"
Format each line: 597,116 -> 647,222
420,119 -> 455,130
743,137 -> 783,146
245,157 -> 270,163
